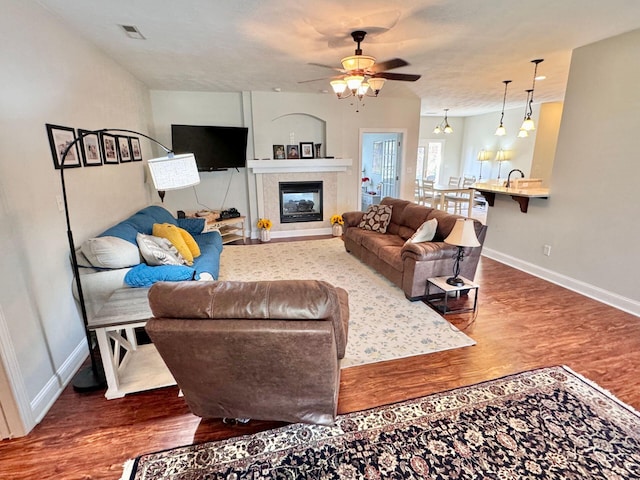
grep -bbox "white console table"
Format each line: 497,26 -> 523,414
87,288 -> 175,399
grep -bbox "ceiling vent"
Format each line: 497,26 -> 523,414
119,25 -> 145,40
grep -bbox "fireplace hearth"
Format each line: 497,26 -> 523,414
279,181 -> 323,223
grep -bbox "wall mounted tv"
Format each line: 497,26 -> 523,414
171,124 -> 248,171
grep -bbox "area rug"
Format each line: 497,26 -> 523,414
217,237 -> 475,368
122,366 -> 640,479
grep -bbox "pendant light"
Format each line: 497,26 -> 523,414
520,59 -> 544,132
495,80 -> 512,136
518,89 -> 533,138
433,109 -> 453,134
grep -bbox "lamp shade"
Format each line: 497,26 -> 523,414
148,153 -> 200,191
477,149 -> 492,161
444,218 -> 480,248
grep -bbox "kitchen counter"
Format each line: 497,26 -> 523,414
474,182 -> 549,213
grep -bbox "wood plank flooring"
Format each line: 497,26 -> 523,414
2,238 -> 639,479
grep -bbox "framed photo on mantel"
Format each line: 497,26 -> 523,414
286,144 -> 299,159
300,142 -> 314,159
272,144 -> 285,159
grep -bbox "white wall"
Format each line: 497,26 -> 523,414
0,0 -> 154,434
482,29 -> 640,315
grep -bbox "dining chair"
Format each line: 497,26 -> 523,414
422,180 -> 442,208
446,176 -> 475,214
414,179 -> 425,205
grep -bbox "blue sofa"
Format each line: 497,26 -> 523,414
76,205 -> 223,319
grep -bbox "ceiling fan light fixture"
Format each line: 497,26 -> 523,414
357,82 -> 370,97
330,79 -> 348,96
341,55 -> 376,71
345,75 -> 364,91
368,77 -> 386,95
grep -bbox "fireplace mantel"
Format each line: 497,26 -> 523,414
247,158 -> 352,174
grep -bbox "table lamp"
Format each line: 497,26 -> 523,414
443,218 -> 480,286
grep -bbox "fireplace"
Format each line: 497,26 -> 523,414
279,181 -> 323,223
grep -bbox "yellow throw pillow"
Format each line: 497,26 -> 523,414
152,223 -> 195,265
179,227 -> 201,259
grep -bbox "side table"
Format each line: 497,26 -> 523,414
426,276 -> 479,315
87,288 -> 176,399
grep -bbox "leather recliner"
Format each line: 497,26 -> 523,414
145,279 -> 349,426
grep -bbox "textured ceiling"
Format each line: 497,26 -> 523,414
35,0 -> 640,117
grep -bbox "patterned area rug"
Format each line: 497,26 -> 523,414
217,238 -> 475,368
123,366 -> 640,479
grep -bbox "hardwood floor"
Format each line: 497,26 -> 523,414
2,240 -> 639,479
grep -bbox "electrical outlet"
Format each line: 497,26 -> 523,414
543,244 -> 552,256
56,194 -> 64,212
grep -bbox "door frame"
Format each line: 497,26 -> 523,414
359,128 -> 407,206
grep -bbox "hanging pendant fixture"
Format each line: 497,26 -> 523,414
433,109 -> 453,134
518,89 -> 533,138
520,59 -> 544,132
495,80 -> 512,136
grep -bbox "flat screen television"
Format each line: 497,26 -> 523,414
171,124 -> 248,171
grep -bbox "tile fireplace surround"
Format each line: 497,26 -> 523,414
247,159 -> 352,238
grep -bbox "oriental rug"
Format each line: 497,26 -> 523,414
217,237 -> 475,368
122,366 -> 640,479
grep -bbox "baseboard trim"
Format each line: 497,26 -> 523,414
482,248 -> 640,317
252,227 -> 332,239
31,339 -> 88,425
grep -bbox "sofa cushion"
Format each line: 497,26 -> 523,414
137,205 -> 178,226
137,233 -> 186,266
191,232 -> 223,281
406,218 -> 438,244
397,203 -> 433,240
358,204 -> 392,233
380,197 -> 411,236
153,223 -> 198,265
124,264 -> 195,288
81,236 -> 141,269
361,230 -> 405,256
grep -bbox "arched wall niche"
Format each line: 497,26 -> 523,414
270,113 -> 327,158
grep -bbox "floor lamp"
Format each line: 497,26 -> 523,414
58,128 -> 199,391
443,218 -> 480,286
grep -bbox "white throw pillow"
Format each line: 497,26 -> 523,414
137,233 -> 186,266
407,218 -> 438,244
81,236 -> 141,269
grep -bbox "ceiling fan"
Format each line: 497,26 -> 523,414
301,30 -> 421,99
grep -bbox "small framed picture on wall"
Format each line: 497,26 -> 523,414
78,129 -> 103,167
130,137 -> 143,161
116,135 -> 132,162
300,142 -> 314,159
46,124 -> 81,169
101,133 -> 118,164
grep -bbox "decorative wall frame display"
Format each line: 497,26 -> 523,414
78,129 -> 103,167
101,133 -> 118,164
130,137 -> 143,161
116,135 -> 132,162
286,144 -> 299,159
272,144 -> 285,159
46,124 -> 81,169
372,141 -> 383,174
299,142 -> 314,159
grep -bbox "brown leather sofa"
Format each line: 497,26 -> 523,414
145,279 -> 349,426
343,197 -> 487,300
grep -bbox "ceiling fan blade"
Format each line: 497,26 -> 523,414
298,76 -> 334,84
373,72 -> 421,82
308,62 -> 344,73
370,58 -> 409,73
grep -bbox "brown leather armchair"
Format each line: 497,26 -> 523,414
145,279 -> 349,426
